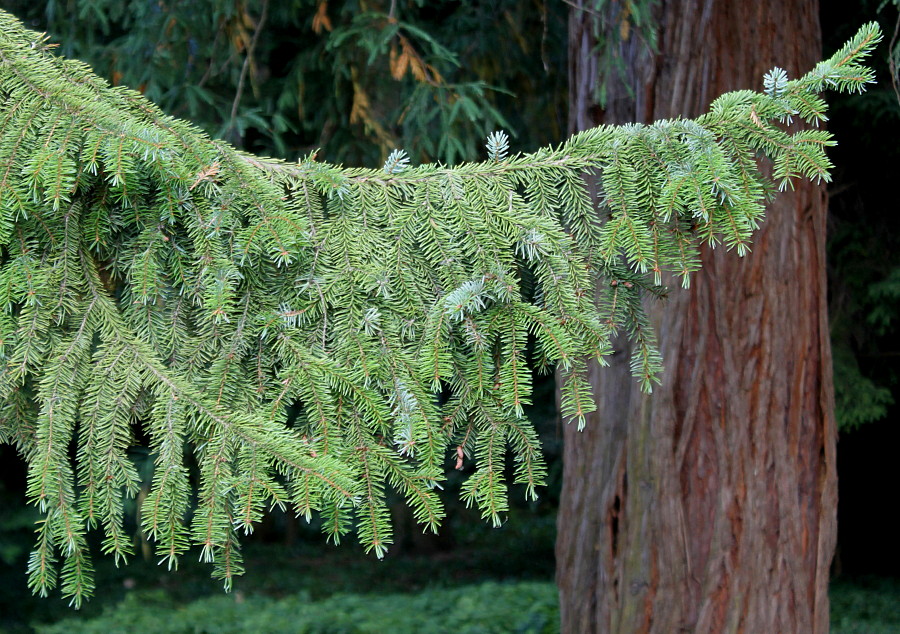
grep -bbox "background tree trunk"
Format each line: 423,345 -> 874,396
556,1 -> 837,632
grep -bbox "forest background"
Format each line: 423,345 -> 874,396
0,0 -> 897,631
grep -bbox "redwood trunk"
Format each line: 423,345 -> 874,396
556,1 -> 837,632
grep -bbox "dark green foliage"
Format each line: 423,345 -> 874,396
29,575 -> 900,634
35,581 -> 560,634
3,0 -> 568,166
0,501 -> 557,631
829,200 -> 900,429
832,345 -> 893,431
830,577 -> 900,634
0,7 -> 882,605
823,0 -> 900,431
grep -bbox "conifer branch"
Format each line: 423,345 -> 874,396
0,9 -> 882,603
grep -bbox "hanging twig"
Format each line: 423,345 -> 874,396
228,0 -> 270,137
889,7 -> 900,108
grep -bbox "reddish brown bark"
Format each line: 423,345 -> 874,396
556,1 -> 837,632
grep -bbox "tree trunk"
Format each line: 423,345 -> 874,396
556,1 -> 837,632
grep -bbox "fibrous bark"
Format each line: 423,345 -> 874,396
557,1 -> 836,631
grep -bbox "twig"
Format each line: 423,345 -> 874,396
228,0 -> 270,136
560,0 -> 603,19
889,8 -> 900,109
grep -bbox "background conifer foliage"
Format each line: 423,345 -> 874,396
0,6 -> 882,607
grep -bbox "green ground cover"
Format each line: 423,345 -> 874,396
2,509 -> 897,633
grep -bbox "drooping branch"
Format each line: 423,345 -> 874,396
0,7 -> 881,605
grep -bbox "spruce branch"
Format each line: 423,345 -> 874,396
0,8 -> 883,604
